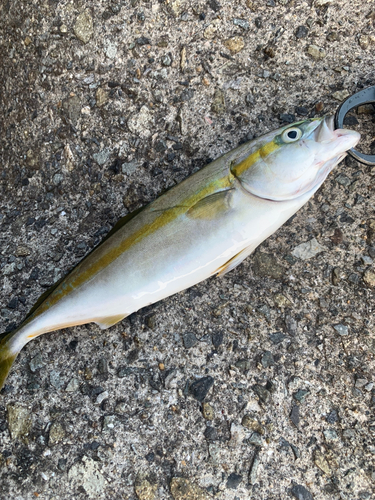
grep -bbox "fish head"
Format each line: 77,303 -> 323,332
231,116 -> 360,201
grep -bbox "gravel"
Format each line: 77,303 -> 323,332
1,1 -> 374,499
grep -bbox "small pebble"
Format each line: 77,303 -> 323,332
355,378 -> 368,388
50,370 -> 64,389
134,475 -> 158,500
295,26 -> 308,39
323,429 -> 338,442
208,0 -> 221,12
363,269 -> 375,287
314,450 -> 332,475
269,332 -> 285,344
315,101 -> 324,112
189,376 -> 214,402
326,409 -> 339,424
261,351 -> 274,368
53,173 -> 64,186
292,238 -> 325,260
224,36 -> 245,54
274,293 -> 291,307
103,415 -> 116,432
293,389 -> 310,403
65,378 -> 80,392
242,415 -> 264,435
170,477 -> 207,500
29,353 -> 44,372
204,426 -> 218,441
49,422 -> 65,445
84,367 -> 93,380
290,405 -> 299,428
233,18 -> 249,30
96,88 -> 109,107
358,35 -> 370,50
253,384 -> 271,404
115,402 -> 127,413
93,149 -> 111,166
291,484 -> 314,500
211,89 -> 225,115
235,359 -> 251,371
226,473 -> 242,489
280,113 -> 295,123
73,10 -> 93,44
336,173 -> 350,187
307,45 -> 326,61
212,331 -> 224,348
97,358 -> 108,375
202,402 -> 215,420
295,106 -> 309,116
249,455 -> 260,485
96,391 -> 108,405
348,273 -> 361,285
7,404 -> 32,440
333,324 -> 349,336
58,458 -> 67,472
182,332 -> 198,349
161,54 -> 172,67
248,432 -> 263,446
180,47 -> 186,71
326,31 -> 339,42
332,89 -> 350,101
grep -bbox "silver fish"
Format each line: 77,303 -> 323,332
0,116 -> 360,390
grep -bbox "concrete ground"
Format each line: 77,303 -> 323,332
0,1 -> 374,499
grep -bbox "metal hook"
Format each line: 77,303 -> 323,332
334,85 -> 375,166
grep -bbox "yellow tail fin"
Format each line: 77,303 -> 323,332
0,332 -> 19,392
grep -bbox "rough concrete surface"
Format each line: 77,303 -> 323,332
0,1 -> 374,499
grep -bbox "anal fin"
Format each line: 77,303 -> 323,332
94,314 -> 128,330
216,244 -> 256,277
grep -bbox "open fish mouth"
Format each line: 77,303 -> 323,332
301,115 -> 361,171
310,116 -> 360,187
313,115 -> 360,151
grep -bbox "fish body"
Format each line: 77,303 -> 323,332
0,117 -> 360,390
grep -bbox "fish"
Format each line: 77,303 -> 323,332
0,116 -> 360,391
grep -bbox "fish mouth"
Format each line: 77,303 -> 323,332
313,115 -> 360,151
300,116 -> 361,195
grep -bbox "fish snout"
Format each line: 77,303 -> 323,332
313,115 -> 360,161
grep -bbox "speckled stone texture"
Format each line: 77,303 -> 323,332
0,1 -> 374,499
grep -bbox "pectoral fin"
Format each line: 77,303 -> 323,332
216,244 -> 256,277
187,189 -> 233,220
94,314 -> 128,330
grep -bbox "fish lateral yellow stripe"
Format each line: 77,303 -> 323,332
232,140 -> 280,177
30,174 -> 233,318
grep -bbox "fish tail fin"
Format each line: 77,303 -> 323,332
0,330 -> 21,392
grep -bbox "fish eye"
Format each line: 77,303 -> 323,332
282,127 -> 302,143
